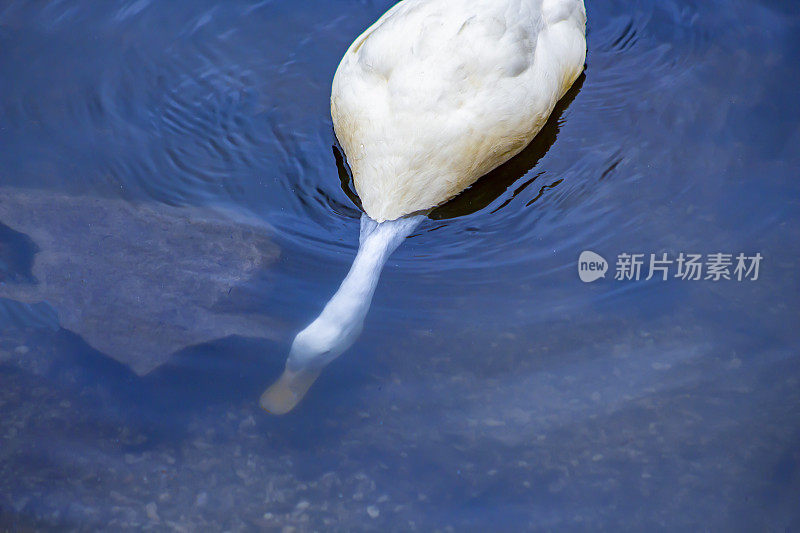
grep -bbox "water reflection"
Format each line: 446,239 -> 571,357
0,188 -> 284,375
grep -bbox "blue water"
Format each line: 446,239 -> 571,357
1,0 -> 799,529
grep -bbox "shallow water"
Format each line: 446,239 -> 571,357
1,0 -> 799,529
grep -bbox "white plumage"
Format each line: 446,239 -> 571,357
332,0 -> 587,221
261,0 -> 587,414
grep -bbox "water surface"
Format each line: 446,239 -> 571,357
1,0 -> 799,529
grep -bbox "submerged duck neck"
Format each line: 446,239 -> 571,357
287,214 -> 423,370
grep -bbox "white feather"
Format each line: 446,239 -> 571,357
261,0 -> 587,414
332,0 -> 587,221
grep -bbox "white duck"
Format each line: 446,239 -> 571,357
261,0 -> 587,414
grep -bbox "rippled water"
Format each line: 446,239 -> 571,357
1,0 -> 799,529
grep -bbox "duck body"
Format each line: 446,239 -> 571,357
332,0 -> 587,222
261,0 -> 587,414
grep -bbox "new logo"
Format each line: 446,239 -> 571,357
578,251 -> 608,283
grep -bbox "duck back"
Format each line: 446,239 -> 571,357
332,0 -> 586,221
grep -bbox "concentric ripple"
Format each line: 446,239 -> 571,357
0,0 -> 742,282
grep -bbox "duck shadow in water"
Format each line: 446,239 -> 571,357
333,73 -> 586,220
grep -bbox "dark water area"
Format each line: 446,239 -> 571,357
1,0 -> 799,529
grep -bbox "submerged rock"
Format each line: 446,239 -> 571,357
0,188 -> 282,375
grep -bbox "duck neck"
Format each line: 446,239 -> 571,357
289,214 -> 423,370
